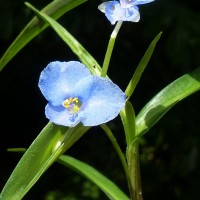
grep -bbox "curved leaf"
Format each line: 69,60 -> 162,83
0,0 -> 88,72
136,67 -> 200,137
125,32 -> 162,99
58,155 -> 130,200
120,101 -> 136,146
0,123 -> 90,200
25,2 -> 102,76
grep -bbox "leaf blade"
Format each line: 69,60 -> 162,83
0,123 -> 90,200
120,101 -> 136,146
58,155 -> 130,200
25,2 -> 102,75
125,32 -> 162,99
136,67 -> 200,137
0,0 -> 88,72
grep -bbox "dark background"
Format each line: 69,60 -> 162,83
0,0 -> 200,199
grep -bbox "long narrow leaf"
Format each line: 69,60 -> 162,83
136,67 -> 200,137
0,123 -> 90,200
0,0 -> 87,72
120,101 -> 136,147
58,155 -> 130,200
125,32 -> 162,99
25,2 -> 102,75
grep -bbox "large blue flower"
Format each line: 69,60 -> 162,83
98,0 -> 154,25
38,61 -> 126,127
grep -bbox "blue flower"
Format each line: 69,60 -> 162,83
98,0 -> 154,25
98,1 -> 140,25
38,61 -> 126,127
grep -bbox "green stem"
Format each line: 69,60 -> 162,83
127,143 -> 143,200
101,21 -> 123,77
100,124 -> 130,192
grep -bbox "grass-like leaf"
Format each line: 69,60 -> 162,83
25,2 -> 102,76
0,123 -> 90,200
120,101 -> 136,147
136,67 -> 200,137
0,0 -> 88,72
58,155 -> 130,200
125,32 -> 162,99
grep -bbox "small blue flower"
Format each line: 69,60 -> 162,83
38,61 -> 126,127
98,1 -> 140,25
98,0 -> 154,25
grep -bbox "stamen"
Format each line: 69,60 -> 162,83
62,97 -> 82,114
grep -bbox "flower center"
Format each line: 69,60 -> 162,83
62,97 -> 82,114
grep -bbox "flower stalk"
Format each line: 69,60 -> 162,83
127,142 -> 143,200
101,21 -> 123,77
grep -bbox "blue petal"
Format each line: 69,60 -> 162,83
73,76 -> 126,126
98,1 -> 111,13
38,61 -> 91,105
120,0 -> 154,8
45,103 -> 81,127
132,0 -> 154,4
105,1 -> 125,25
98,1 -> 140,25
123,6 -> 140,22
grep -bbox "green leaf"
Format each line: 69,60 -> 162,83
0,122 -> 90,200
136,67 -> 200,137
58,155 -> 130,200
120,101 -> 136,147
25,2 -> 102,76
0,0 -> 88,72
125,32 -> 162,99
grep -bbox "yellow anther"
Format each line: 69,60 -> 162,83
62,97 -> 82,114
73,97 -> 79,103
73,105 -> 80,113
